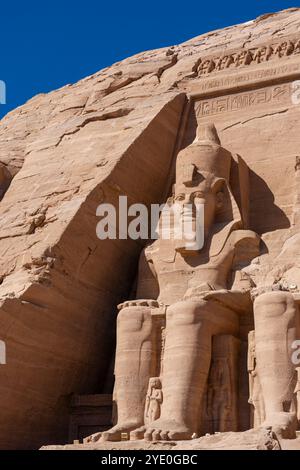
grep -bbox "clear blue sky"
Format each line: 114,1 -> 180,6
0,1 -> 298,118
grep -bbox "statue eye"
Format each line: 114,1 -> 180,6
175,194 -> 185,201
193,192 -> 204,199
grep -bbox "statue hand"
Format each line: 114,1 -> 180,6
183,283 -> 213,300
117,299 -> 160,310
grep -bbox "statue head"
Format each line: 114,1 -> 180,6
173,123 -> 234,254
149,377 -> 161,390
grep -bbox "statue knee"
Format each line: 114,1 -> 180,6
254,291 -> 296,320
117,306 -> 152,332
167,300 -> 208,326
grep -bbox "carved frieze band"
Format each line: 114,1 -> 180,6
195,83 -> 291,117
197,39 -> 300,76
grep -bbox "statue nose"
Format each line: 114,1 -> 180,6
184,194 -> 193,203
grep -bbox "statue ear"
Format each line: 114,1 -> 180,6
216,191 -> 225,209
211,178 -> 226,210
211,177 -> 225,193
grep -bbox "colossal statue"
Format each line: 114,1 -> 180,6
94,123 -> 262,442
84,120 -> 300,444
252,291 -> 299,438
247,227 -> 300,437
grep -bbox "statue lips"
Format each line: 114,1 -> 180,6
175,211 -> 198,253
181,208 -> 196,238
178,203 -> 204,252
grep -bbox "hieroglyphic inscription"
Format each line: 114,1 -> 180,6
195,83 -> 291,117
195,61 -> 300,95
197,38 -> 300,77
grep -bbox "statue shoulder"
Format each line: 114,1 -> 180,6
144,240 -> 160,262
209,223 -> 259,258
228,229 -> 261,269
228,229 -> 260,249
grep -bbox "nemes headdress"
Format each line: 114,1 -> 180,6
174,123 -> 251,256
175,123 -> 232,187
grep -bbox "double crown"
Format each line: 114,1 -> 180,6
176,124 -> 232,187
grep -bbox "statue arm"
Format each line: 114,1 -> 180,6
117,247 -> 159,310
230,230 -> 260,290
231,230 -> 260,267
135,247 -> 159,300
122,249 -> 159,307
157,390 -> 163,403
144,396 -> 150,421
191,230 -> 260,309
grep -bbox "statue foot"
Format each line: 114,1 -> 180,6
101,422 -> 143,442
130,420 -> 193,441
261,412 -> 297,439
83,432 -> 102,443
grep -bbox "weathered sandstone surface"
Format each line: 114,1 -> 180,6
1,8 -> 300,449
42,429 -> 300,451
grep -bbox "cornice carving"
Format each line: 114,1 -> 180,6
197,39 -> 300,76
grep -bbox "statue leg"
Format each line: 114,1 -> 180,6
101,306 -> 156,441
131,299 -> 239,441
254,291 -> 299,438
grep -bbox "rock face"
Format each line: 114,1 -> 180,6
43,427 -> 298,451
1,7 -> 300,449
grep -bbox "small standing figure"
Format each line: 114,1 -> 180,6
253,46 -> 273,64
234,50 -> 253,67
215,55 -> 234,71
248,330 -> 265,427
207,357 -> 231,433
198,59 -> 215,75
294,39 -> 300,55
274,41 -> 294,58
294,367 -> 300,423
144,377 -> 163,424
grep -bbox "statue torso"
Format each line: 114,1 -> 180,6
145,226 -> 253,305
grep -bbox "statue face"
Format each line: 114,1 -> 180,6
173,179 -> 223,253
149,378 -> 161,389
